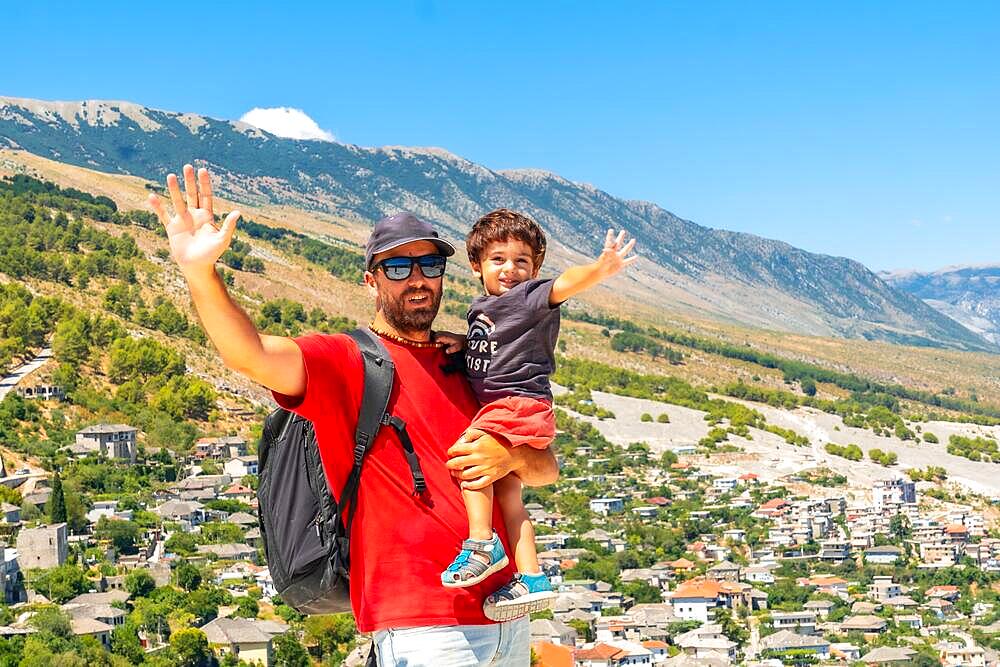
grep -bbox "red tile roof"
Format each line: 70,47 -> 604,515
926,598 -> 953,608
672,579 -> 722,600
531,641 -> 574,667
812,576 -> 847,586
575,643 -> 623,660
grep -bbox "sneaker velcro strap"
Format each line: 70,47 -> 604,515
460,538 -> 495,554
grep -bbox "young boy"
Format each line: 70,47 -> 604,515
436,208 -> 637,620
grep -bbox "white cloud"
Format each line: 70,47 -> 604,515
239,107 -> 335,142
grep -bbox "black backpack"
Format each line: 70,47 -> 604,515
256,328 -> 427,614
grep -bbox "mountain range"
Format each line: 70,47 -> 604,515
0,95 -> 993,353
881,265 -> 1000,346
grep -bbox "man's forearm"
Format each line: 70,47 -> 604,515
513,446 -> 560,487
183,265 -> 267,372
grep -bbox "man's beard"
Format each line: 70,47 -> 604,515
380,286 -> 442,336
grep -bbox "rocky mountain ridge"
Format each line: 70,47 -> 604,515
882,265 -> 1000,345
0,95 -> 991,352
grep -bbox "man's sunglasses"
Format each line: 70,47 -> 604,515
375,254 -> 447,280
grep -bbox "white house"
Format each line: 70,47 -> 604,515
668,580 -> 721,623
589,498 -> 624,516
723,528 -> 746,542
864,545 -> 902,565
224,456 -> 258,479
712,477 -> 738,492
576,640 -> 654,666
153,500 -> 205,532
631,506 -> 658,519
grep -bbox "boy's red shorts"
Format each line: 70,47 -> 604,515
469,395 -> 555,450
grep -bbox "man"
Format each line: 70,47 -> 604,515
149,164 -> 559,666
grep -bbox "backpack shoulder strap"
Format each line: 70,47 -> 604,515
338,328 -> 394,532
348,328 -> 395,455
338,329 -> 430,536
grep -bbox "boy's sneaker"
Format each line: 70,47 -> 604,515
441,532 -> 509,588
482,572 -> 557,621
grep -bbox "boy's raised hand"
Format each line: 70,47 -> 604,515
594,228 -> 638,278
148,164 -> 241,274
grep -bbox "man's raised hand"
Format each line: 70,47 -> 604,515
148,164 -> 240,274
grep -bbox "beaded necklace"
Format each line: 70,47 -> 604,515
368,323 -> 443,349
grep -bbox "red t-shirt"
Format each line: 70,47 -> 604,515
272,333 -> 516,632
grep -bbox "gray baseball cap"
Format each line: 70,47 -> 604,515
364,212 -> 456,270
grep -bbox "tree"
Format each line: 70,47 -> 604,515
20,499 -> 41,522
28,606 -> 74,652
106,336 -> 185,384
800,377 -> 817,396
52,315 -> 91,366
27,564 -> 88,603
621,580 -> 662,603
234,595 -> 259,619
715,608 -> 749,644
103,285 -> 133,319
304,613 -> 358,659
169,628 -> 211,667
659,450 -> 678,468
46,472 -> 67,523
131,597 -> 171,644
566,618 -> 593,642
94,517 -> 141,554
766,578 -> 812,609
165,532 -> 198,556
198,521 -> 244,544
151,376 -> 216,420
110,622 -> 144,664
184,588 -> 221,623
124,569 -> 156,598
64,491 -> 88,534
0,633 -> 24,665
16,639 -> 59,667
173,561 -> 202,591
272,632 -> 309,667
890,514 -> 911,540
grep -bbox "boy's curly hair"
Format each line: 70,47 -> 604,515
466,209 -> 547,267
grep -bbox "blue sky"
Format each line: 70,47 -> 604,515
5,2 -> 998,271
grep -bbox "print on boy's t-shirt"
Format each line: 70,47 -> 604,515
466,314 -> 497,374
464,278 -> 561,404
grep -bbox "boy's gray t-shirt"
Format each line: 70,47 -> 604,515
465,278 -> 561,404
